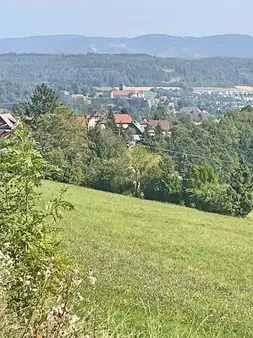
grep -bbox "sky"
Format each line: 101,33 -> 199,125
1,0 -> 253,38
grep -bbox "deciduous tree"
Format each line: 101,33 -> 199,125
129,146 -> 161,197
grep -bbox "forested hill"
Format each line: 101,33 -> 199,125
1,54 -> 253,89
1,34 -> 253,57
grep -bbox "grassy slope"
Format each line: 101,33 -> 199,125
41,181 -> 253,337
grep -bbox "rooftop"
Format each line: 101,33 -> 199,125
0,113 -> 18,138
114,113 -> 133,124
142,119 -> 171,131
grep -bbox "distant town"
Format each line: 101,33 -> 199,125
59,84 -> 253,119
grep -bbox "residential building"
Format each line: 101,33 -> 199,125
0,113 -> 18,138
179,107 -> 201,115
110,89 -> 144,100
141,119 -> 171,136
114,113 -> 133,129
87,111 -> 108,129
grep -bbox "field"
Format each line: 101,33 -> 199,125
194,86 -> 253,93
40,181 -> 253,337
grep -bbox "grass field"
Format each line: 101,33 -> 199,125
40,181 -> 253,337
194,86 -> 253,93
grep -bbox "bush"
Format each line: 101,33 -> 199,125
190,183 -> 231,215
144,176 -> 182,204
86,157 -> 134,195
0,125 -> 84,336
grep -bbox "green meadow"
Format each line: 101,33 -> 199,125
40,180 -> 253,337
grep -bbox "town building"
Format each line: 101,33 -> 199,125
114,113 -> 132,129
110,89 -> 144,100
179,107 -> 202,115
0,113 -> 18,138
141,119 -> 171,136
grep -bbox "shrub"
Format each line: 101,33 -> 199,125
0,125 -> 85,336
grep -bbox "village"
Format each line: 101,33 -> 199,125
59,83 -> 253,118
2,82 -> 253,142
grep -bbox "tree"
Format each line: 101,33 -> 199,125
241,105 -> 253,112
27,83 -> 60,117
227,158 -> 253,217
185,163 -> 219,206
191,182 -> 231,215
0,125 -> 74,326
33,105 -> 87,184
129,145 -> 161,197
143,155 -> 182,203
153,102 -> 168,120
186,163 -> 218,190
106,107 -> 117,130
12,100 -> 30,116
86,156 -> 133,194
88,127 -> 127,160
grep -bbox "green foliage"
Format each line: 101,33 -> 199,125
32,105 -> 87,184
153,102 -> 169,120
170,116 -> 238,181
129,146 -> 161,197
227,158 -> 253,217
86,157 -> 133,194
88,128 -> 127,160
2,54 -> 253,89
60,165 -> 85,186
106,107 -> 117,130
27,84 -> 60,117
190,183 -> 231,215
12,86 -> 253,218
12,100 -> 30,116
0,79 -> 34,106
143,155 -> 182,203
186,163 -> 218,190
0,125 -> 74,323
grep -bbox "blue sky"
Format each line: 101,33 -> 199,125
1,0 -> 253,38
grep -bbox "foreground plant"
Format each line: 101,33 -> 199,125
0,125 -> 86,336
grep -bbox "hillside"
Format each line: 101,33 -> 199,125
1,34 -> 253,57
40,180 -> 253,337
2,54 -> 253,89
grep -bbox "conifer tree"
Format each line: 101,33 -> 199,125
227,157 -> 253,217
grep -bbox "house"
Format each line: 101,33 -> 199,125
179,107 -> 201,115
87,110 -> 108,130
76,108 -> 109,132
110,89 -> 144,100
109,83 -> 145,100
114,114 -> 132,129
0,113 -> 18,139
140,119 -> 171,136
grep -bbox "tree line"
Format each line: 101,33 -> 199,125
11,84 -> 253,218
2,85 -> 253,336
1,54 -> 253,96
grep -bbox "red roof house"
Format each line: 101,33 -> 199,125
114,114 -> 133,125
110,89 -> 144,99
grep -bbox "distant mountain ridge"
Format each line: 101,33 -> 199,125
1,34 -> 253,57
